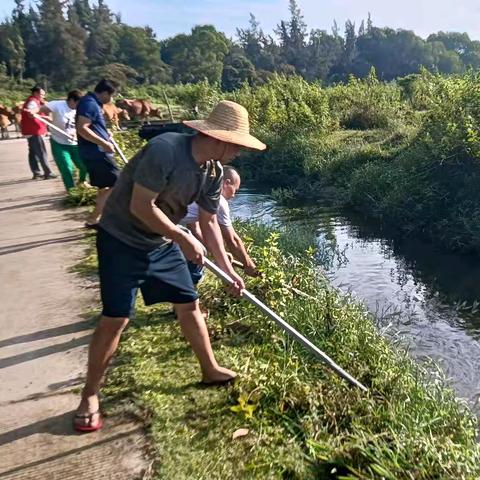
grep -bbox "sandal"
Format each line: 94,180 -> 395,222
84,222 -> 99,230
73,410 -> 103,432
199,376 -> 236,387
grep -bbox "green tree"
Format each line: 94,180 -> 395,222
86,62 -> 138,87
36,0 -> 87,88
221,46 -> 256,91
236,14 -> 277,71
85,0 -> 119,67
162,25 -> 229,84
117,25 -> 170,83
305,29 -> 343,81
70,0 -> 93,31
428,31 -> 480,69
11,0 -> 40,79
275,0 -> 308,75
0,22 -> 25,80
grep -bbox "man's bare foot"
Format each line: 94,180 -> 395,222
74,393 -> 102,431
201,366 -> 237,386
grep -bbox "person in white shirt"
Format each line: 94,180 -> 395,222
182,165 -> 258,284
35,90 -> 88,190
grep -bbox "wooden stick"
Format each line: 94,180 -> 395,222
162,90 -> 175,123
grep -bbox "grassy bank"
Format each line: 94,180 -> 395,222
77,222 -> 480,479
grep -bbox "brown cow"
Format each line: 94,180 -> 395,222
10,103 -> 23,133
102,102 -> 131,129
0,105 -> 12,139
116,98 -> 153,124
149,107 -> 164,120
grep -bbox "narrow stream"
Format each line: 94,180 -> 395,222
231,189 -> 480,412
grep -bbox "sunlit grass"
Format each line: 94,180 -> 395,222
76,223 -> 480,479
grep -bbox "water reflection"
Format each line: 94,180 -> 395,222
230,189 -> 480,410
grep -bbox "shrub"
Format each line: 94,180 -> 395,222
231,74 -> 334,135
328,68 -> 405,130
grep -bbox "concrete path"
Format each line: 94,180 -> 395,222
0,140 -> 149,479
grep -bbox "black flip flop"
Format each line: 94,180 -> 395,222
84,222 -> 99,230
199,376 -> 237,387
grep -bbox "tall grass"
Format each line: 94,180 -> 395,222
90,222 -> 480,479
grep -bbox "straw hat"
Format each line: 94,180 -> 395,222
183,100 -> 266,151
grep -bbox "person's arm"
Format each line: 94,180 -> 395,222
199,207 -> 245,294
130,183 -> 206,266
220,225 -> 258,277
187,221 -> 204,243
76,115 -> 114,153
22,100 -> 36,114
27,104 -> 51,116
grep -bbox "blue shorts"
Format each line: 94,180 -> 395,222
187,261 -> 205,285
80,150 -> 119,188
97,228 -> 199,318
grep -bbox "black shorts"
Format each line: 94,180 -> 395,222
81,151 -> 119,188
97,227 -> 199,318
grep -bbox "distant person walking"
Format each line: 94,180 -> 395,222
76,79 -> 120,228
21,85 -> 57,180
32,90 -> 88,191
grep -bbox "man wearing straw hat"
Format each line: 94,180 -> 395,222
74,100 -> 266,432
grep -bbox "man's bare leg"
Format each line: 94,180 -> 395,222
87,187 -> 112,225
175,300 -> 236,382
75,316 -> 129,428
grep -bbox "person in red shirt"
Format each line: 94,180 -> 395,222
21,85 -> 56,180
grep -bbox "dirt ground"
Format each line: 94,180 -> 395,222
0,139 -> 150,479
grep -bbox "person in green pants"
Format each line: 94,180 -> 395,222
36,90 -> 88,190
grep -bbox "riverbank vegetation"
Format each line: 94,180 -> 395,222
63,67 -> 480,254
236,70 -> 480,253
76,222 -> 480,479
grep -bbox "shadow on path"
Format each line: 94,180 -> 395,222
0,178 -> 38,188
0,197 -> 62,213
0,319 -> 95,348
0,234 -> 84,255
0,416 -> 142,477
0,335 -> 90,369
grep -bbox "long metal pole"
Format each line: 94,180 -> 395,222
110,136 -> 128,164
203,257 -> 368,392
32,113 -> 75,142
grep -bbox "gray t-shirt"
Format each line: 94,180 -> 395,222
100,132 -> 223,250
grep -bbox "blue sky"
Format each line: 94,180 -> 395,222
2,0 -> 480,41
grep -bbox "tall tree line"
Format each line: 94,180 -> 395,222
1,0 -> 480,90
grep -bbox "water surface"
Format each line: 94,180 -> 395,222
231,190 -> 480,410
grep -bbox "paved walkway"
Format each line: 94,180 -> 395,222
0,140 -> 149,479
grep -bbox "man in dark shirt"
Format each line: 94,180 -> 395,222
76,79 -> 120,227
74,100 -> 266,432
